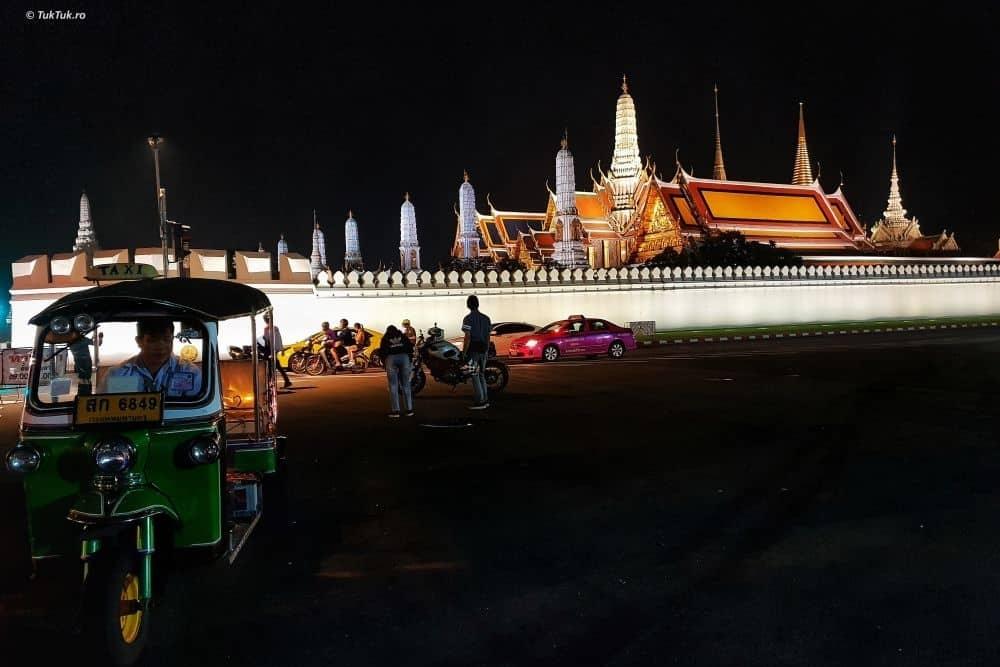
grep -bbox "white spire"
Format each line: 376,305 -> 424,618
556,129 -> 577,215
310,210 -> 326,279
277,233 -> 288,258
399,192 -> 421,271
552,130 -> 588,268
344,210 -> 363,270
458,171 -> 480,259
73,191 -> 98,256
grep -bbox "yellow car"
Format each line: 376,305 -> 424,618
279,328 -> 384,373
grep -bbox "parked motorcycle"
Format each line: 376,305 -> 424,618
411,326 -> 509,395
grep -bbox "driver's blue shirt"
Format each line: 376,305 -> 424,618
104,355 -> 203,398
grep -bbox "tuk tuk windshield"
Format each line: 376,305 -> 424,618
33,317 -> 207,406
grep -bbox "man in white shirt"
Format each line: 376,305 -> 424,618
102,318 -> 202,398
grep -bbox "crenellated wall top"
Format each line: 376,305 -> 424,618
11,248 -> 313,290
11,249 -> 1000,293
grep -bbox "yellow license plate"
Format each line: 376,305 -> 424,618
74,392 -> 164,426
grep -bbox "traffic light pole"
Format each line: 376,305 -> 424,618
147,135 -> 168,276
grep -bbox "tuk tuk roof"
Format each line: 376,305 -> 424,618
30,278 -> 272,326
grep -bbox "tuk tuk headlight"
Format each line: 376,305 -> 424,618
93,437 -> 135,474
5,445 -> 41,474
73,313 -> 95,333
187,434 -> 220,465
50,316 -> 71,335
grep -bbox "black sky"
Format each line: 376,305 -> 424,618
1,3 -> 996,329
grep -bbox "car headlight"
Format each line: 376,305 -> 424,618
525,339 -> 538,348
93,437 -> 135,474
187,434 -> 220,465
73,313 -> 95,333
5,445 -> 41,474
50,316 -> 71,335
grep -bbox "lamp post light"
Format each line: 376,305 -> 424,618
147,135 -> 167,275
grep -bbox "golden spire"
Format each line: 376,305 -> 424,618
463,170 -> 469,183
348,209 -> 354,219
621,74 -> 629,94
561,127 -> 568,150
792,102 -> 814,185
891,134 -> 898,181
712,84 -> 728,181
404,191 -> 410,201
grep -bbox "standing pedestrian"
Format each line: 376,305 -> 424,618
378,325 -> 414,418
261,313 -> 292,389
461,294 -> 491,410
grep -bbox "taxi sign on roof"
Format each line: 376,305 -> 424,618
86,263 -> 159,281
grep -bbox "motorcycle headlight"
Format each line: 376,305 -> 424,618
187,435 -> 220,465
5,444 -> 41,474
93,437 -> 135,474
50,316 -> 71,335
73,313 -> 95,333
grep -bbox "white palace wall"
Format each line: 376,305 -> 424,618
10,251 -> 1000,359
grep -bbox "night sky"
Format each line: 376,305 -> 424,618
1,4 -> 995,333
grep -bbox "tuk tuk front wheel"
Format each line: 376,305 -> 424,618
83,548 -> 151,666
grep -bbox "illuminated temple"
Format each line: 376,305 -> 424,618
453,78 -> 920,268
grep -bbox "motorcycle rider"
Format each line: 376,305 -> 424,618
401,318 -> 417,346
333,318 -> 355,368
461,294 -> 491,410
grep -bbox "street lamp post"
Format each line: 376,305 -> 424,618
147,135 -> 167,275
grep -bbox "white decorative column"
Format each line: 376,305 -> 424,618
399,192 -> 421,271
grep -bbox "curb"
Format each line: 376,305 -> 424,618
642,320 -> 1000,345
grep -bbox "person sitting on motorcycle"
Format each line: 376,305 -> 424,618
348,322 -> 368,367
401,318 -> 417,346
319,320 -> 339,368
332,318 -> 355,368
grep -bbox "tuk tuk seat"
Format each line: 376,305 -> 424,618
219,359 -> 268,435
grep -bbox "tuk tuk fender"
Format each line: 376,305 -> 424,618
68,487 -> 180,525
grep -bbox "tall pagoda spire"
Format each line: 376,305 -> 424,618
712,85 -> 728,181
792,102 -> 814,185
277,233 -> 288,259
399,192 -> 421,271
458,171 -> 479,259
309,210 -> 327,279
344,210 -> 362,270
552,129 -> 587,268
605,75 -> 642,237
885,135 -> 905,220
869,135 -> 925,248
73,191 -> 99,258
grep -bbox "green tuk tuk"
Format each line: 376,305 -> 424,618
3,274 -> 284,665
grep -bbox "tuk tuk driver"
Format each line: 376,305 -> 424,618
101,317 -> 203,398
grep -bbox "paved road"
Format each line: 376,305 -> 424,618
3,329 -> 1000,665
